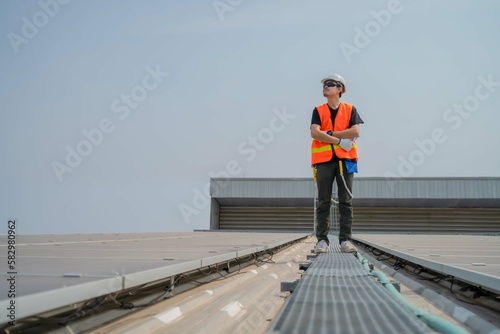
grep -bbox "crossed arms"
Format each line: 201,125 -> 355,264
310,124 -> 360,144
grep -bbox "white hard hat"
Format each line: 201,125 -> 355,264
320,73 -> 346,93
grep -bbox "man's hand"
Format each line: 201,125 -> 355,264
339,138 -> 354,151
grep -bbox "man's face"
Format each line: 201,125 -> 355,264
323,80 -> 342,97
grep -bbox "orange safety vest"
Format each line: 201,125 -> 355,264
311,102 -> 358,165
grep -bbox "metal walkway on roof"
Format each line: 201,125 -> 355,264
267,244 -> 431,334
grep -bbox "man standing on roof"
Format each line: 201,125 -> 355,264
310,73 -> 364,254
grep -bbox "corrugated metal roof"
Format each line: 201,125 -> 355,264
0,232 -> 308,326
211,177 -> 500,207
6,233 -> 498,333
354,234 -> 500,295
211,178 -> 314,199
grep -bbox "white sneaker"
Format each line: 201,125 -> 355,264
314,240 -> 329,254
340,240 -> 357,253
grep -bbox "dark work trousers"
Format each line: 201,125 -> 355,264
314,160 -> 354,245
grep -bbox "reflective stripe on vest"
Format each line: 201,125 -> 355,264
310,102 -> 358,165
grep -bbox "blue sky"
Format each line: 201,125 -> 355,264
1,0 -> 499,234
